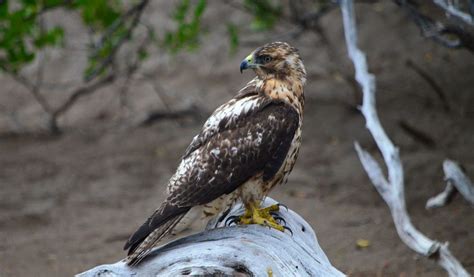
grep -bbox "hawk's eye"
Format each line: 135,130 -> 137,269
257,55 -> 272,64
262,55 -> 272,63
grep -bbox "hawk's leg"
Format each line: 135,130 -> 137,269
237,201 -> 285,232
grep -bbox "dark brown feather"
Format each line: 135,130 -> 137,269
126,213 -> 186,265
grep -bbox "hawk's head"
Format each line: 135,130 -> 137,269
240,41 -> 306,84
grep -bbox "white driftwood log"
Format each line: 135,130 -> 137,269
77,197 -> 345,277
340,0 -> 470,276
427,159 -> 474,209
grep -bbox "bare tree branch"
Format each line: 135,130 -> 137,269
8,16 -> 53,118
340,0 -> 470,275
85,0 -> 150,81
140,106 -> 204,126
426,178 -> 457,209
10,72 -> 53,116
394,0 -> 474,53
52,74 -> 116,120
117,25 -> 152,117
1,0 -> 152,134
427,159 -> 474,208
433,0 -> 474,26
6,64 -> 115,134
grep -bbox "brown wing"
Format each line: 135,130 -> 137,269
170,100 -> 300,207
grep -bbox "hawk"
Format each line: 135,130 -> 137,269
124,41 -> 306,265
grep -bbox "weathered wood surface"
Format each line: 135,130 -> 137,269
77,197 -> 344,277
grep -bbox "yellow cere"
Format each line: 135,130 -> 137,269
246,53 -> 253,63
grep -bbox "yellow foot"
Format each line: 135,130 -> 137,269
238,202 -> 284,232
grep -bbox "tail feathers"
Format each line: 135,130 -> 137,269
124,204 -> 190,266
125,213 -> 186,266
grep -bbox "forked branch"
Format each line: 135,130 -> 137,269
340,0 -> 470,275
426,159 -> 474,209
433,0 -> 474,26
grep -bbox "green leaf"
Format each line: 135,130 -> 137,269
194,0 -> 206,19
173,0 -> 190,22
76,0 -> 121,29
33,26 -> 64,47
163,0 -> 207,53
44,0 -> 67,6
0,1 -> 9,19
21,0 -> 37,6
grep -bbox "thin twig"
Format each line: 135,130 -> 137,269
24,0 -> 74,21
6,61 -> 115,134
92,1 -> 148,58
140,107 -> 204,127
11,73 -> 53,115
223,0 -> 337,41
9,13 -> 53,117
85,0 -> 150,81
52,74 -> 116,120
138,69 -> 175,114
118,26 -> 152,116
394,0 -> 474,53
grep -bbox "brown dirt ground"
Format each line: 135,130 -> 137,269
0,2 -> 473,276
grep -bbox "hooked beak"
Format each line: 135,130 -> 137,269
240,53 -> 256,73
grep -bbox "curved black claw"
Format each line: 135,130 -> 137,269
225,215 -> 240,226
270,212 -> 287,225
283,226 -> 293,236
277,203 -> 289,211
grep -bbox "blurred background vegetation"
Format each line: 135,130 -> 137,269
1,0 -> 472,134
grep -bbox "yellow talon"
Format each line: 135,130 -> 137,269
237,202 -> 284,232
